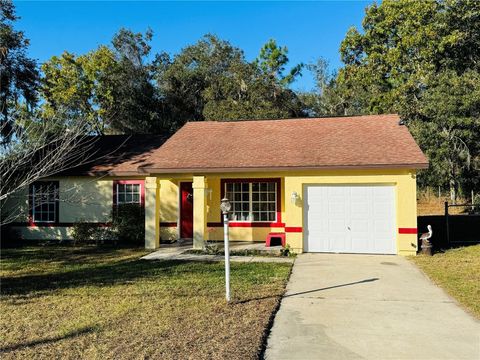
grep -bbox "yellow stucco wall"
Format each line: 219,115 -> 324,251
5,177 -> 139,240
6,169 -> 419,255
159,179 -> 179,223
59,178 -> 113,222
154,169 -> 418,255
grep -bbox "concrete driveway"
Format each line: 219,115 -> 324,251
265,254 -> 480,360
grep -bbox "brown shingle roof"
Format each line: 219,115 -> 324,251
143,114 -> 428,173
57,135 -> 169,176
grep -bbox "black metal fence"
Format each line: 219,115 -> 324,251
417,202 -> 480,250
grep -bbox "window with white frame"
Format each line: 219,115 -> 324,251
31,182 -> 59,223
225,181 -> 277,222
116,183 -> 142,205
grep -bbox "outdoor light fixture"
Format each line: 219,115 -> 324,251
220,197 -> 232,214
291,191 -> 299,204
220,197 -> 231,302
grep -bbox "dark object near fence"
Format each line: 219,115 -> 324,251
420,238 -> 433,255
418,202 -> 480,250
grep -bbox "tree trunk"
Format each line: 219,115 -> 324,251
448,157 -> 457,205
449,178 -> 457,204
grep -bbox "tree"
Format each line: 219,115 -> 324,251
253,39 -> 304,111
338,1 -> 443,116
41,29 -> 164,134
202,62 -> 303,121
338,0 -> 480,116
108,28 -> 163,133
0,0 -> 39,144
157,35 -> 306,127
0,109 -> 99,225
255,39 -> 303,88
334,0 -> 480,201
414,69 -> 480,202
300,58 -> 352,117
156,34 -> 250,127
202,42 -> 305,121
0,1 -> 100,224
41,49 -> 114,134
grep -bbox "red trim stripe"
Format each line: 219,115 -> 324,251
399,228 -> 417,234
160,222 -> 177,227
285,227 -> 302,233
206,222 -> 285,228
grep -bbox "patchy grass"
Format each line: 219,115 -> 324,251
0,246 -> 292,359
411,245 -> 480,318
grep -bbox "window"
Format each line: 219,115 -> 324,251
31,182 -> 59,223
116,183 -> 142,205
224,181 -> 277,222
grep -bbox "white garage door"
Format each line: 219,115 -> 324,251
304,185 -> 396,254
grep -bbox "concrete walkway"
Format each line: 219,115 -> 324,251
265,253 -> 480,360
141,247 -> 293,263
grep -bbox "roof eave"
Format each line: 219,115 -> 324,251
62,170 -> 148,177
143,162 -> 429,174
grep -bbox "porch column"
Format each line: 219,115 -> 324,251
145,177 -> 160,249
192,175 -> 207,249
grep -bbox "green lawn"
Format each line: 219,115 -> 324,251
411,245 -> 480,318
0,246 -> 292,359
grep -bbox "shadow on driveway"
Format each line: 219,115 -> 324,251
237,277 -> 379,304
285,277 -> 379,298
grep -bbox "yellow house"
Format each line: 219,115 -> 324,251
5,114 -> 428,256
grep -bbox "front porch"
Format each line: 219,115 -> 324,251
143,175 -> 296,251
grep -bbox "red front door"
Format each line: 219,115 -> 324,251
180,182 -> 194,238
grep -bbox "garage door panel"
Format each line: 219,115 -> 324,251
351,189 -> 368,197
327,219 -> 347,232
328,234 -> 349,252
328,187 -> 345,196
351,202 -> 370,215
328,202 -> 346,214
374,220 -> 392,232
351,219 -> 369,232
374,200 -> 393,212
305,185 -> 396,254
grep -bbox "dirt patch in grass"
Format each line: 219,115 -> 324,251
417,192 -> 468,216
185,248 -> 296,258
0,246 -> 291,359
410,245 -> 480,318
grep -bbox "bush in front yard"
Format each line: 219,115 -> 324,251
111,204 -> 145,245
71,222 -> 96,244
71,222 -> 117,245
